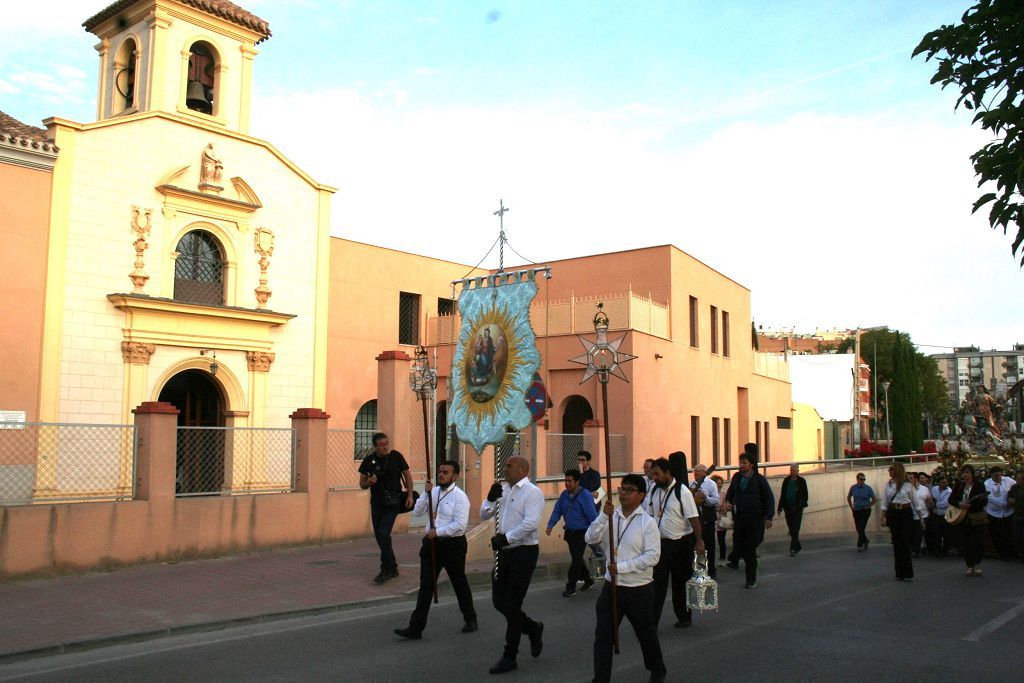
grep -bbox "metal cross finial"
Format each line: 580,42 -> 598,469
493,199 -> 510,272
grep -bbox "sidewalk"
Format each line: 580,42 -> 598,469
0,528 -> 565,662
0,528 -> 876,662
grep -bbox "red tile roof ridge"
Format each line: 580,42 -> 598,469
84,0 -> 271,42
0,110 -> 59,153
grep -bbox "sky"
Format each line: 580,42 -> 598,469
1,0 -> 1021,351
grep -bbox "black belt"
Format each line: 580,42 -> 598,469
891,503 -> 910,510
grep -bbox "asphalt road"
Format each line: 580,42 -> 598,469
2,544 -> 1021,682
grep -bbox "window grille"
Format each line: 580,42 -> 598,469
710,305 -> 719,354
174,231 -> 225,305
690,415 -> 700,466
777,416 -> 792,429
437,297 -> 456,316
399,292 -> 420,345
689,296 -> 698,348
353,400 -> 377,459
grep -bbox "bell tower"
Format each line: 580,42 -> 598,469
84,0 -> 271,133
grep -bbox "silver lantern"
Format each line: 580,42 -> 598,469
685,553 -> 719,612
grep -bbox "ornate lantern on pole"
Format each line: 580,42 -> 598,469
685,554 -> 719,612
409,345 -> 439,603
569,303 -> 636,653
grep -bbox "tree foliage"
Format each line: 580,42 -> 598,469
914,0 -> 1024,266
890,334 -> 924,454
837,328 -> 951,429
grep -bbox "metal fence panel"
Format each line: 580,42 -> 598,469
0,422 -> 135,505
326,428 -> 377,490
176,426 -> 295,497
545,432 -> 593,475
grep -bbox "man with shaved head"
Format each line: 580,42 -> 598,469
480,456 -> 546,675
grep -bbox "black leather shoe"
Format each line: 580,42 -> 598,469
674,618 -> 692,628
393,627 -> 421,640
529,622 -> 544,658
562,589 -> 576,597
726,562 -> 738,570
373,571 -> 389,584
489,658 -> 518,674
462,621 -> 478,633
649,668 -> 667,683
389,567 -> 400,578
580,579 -> 595,591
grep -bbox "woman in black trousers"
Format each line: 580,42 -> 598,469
880,462 -> 925,581
949,464 -> 988,576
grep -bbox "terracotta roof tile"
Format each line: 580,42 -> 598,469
0,110 -> 58,153
84,0 -> 271,42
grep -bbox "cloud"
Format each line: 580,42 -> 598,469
254,89 -> 1021,349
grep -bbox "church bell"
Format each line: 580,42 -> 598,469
186,79 -> 212,114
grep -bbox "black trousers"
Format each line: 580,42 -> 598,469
408,536 -> 476,632
988,515 -> 1015,559
564,529 -> 589,588
886,507 -> 914,579
962,520 -> 986,567
652,535 -> 694,626
1014,516 -> 1024,560
784,508 -> 803,552
927,513 -> 948,556
370,504 -> 399,571
732,516 -> 763,585
492,544 -> 541,659
717,529 -> 727,561
593,582 -> 665,683
852,508 -> 871,547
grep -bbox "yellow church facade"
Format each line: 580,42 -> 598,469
37,0 -> 334,433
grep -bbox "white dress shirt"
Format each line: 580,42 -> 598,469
412,483 -> 469,538
585,506 -> 661,587
880,481 -> 927,518
930,485 -> 952,515
644,479 -> 699,539
480,477 -> 545,547
690,478 -> 720,511
915,484 -> 931,520
984,477 -> 1014,518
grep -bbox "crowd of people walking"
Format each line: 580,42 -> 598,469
365,428 -> 1021,681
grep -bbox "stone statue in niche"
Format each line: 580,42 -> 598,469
199,143 -> 224,192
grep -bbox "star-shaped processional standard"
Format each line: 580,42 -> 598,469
569,303 -> 637,384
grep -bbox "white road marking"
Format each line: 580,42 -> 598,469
963,600 -> 1024,642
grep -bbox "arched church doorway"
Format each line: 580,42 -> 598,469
158,369 -> 225,495
561,395 -> 594,469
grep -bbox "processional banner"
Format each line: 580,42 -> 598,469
450,273 -> 541,453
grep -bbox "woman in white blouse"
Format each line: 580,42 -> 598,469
879,462 -> 927,581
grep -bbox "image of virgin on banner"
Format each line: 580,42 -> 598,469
450,276 -> 541,453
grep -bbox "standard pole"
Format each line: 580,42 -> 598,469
420,395 -> 439,603
600,379 -> 620,654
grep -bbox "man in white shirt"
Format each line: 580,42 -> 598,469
690,464 -> 720,578
394,460 -> 477,639
984,466 -> 1016,560
587,473 -> 666,683
480,456 -> 546,675
912,472 -> 932,557
928,475 -> 953,557
646,457 -> 704,628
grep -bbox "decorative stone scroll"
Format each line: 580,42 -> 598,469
129,205 -> 152,293
121,341 -> 156,364
253,227 -> 275,308
246,351 -> 275,372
